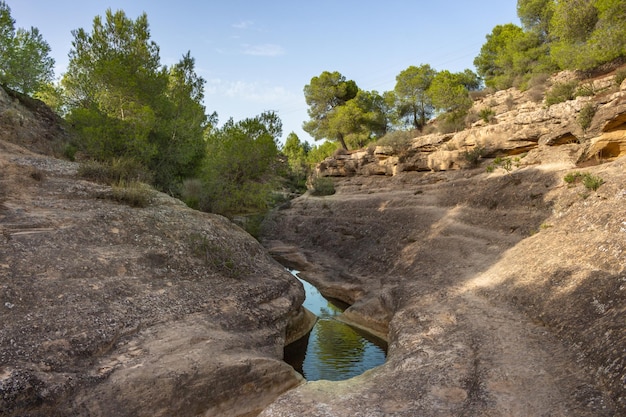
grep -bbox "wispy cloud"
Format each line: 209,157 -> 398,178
241,43 -> 285,57
206,79 -> 298,104
232,20 -> 253,30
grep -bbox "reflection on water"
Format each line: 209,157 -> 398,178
284,272 -> 387,381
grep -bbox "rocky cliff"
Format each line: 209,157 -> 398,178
316,71 -> 626,177
259,69 -> 626,416
0,87 -> 312,416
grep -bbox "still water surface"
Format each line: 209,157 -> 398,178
284,272 -> 387,381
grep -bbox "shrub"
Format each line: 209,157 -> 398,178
486,156 -> 520,174
545,81 -> 578,106
478,108 -> 496,123
437,111 -> 468,134
310,176 -> 335,196
78,158 -> 152,185
575,83 -> 595,97
564,171 -> 604,191
62,142 -> 78,161
577,103 -> 597,132
181,178 -> 204,209
462,146 -> 485,167
615,69 -> 626,87
109,181 -> 154,207
376,130 -> 415,154
564,172 -> 583,184
582,173 -> 604,191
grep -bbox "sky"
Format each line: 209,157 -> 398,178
9,1 -> 520,146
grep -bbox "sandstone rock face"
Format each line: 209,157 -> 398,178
0,138 -> 307,416
316,71 -> 626,178
261,157 -> 625,415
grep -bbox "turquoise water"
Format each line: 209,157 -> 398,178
284,272 -> 387,381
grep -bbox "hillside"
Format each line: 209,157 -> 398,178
259,70 -> 626,416
0,87 -> 312,416
0,66 -> 625,416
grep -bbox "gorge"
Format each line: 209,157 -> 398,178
1,67 -> 625,416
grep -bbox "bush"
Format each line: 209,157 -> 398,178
78,158 -> 152,185
577,103 -> 597,132
615,69 -> 626,87
462,146 -> 485,167
486,156 -> 520,174
376,130 -> 415,154
62,142 -> 78,161
575,83 -> 595,97
180,178 -> 204,209
310,176 -> 335,196
545,81 -> 578,106
109,181 -> 154,207
564,171 -> 604,191
582,173 -> 604,191
437,111 -> 468,134
564,172 -> 583,184
478,108 -> 496,123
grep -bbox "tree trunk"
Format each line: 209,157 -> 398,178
338,133 -> 348,150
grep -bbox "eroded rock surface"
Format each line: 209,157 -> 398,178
261,158 -> 625,415
0,138 -> 307,416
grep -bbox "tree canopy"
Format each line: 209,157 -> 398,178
393,64 -> 436,131
303,71 -> 359,150
201,111 -> 281,215
0,1 -> 54,95
477,0 -> 626,89
62,9 -> 208,190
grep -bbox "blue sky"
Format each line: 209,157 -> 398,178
9,1 -> 519,145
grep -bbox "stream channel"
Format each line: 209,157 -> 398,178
284,271 -> 387,381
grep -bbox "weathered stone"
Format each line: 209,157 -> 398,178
0,90 -> 309,416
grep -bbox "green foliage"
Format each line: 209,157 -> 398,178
393,64 -> 436,130
577,102 -> 597,131
78,158 -> 152,185
474,23 -> 554,90
563,171 -> 583,184
582,173 -> 605,191
477,1 -> 626,89
428,70 -> 475,133
62,9 -> 207,191
429,70 -> 473,113
0,2 -> 55,95
478,107 -> 496,123
109,181 -> 154,207
615,68 -> 626,86
517,0 -> 555,39
544,80 -> 578,106
303,71 -> 359,149
376,130 -> 415,154
303,71 -> 391,150
486,156 -> 520,174
62,142 -> 78,161
180,178 -> 204,209
462,146 -> 486,166
550,0 -> 626,70
199,111 -> 281,217
310,176 -> 335,196
564,171 -> 605,190
281,132 -> 310,195
306,141 -> 340,165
